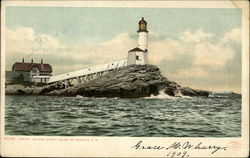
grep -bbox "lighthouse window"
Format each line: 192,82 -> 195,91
136,56 -> 139,60
139,24 -> 146,31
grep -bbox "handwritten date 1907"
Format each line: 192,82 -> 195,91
166,151 -> 189,158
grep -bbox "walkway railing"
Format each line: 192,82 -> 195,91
47,59 -> 127,84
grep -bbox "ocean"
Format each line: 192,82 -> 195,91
5,93 -> 241,137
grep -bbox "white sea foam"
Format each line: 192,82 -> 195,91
76,95 -> 84,98
145,90 -> 192,99
175,91 -> 192,99
145,90 -> 176,99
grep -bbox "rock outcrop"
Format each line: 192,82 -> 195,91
5,65 -> 209,98
5,82 -> 64,95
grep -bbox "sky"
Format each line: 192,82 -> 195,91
5,7 -> 242,93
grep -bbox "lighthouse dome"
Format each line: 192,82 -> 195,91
138,17 -> 147,25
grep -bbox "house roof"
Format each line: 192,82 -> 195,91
128,47 -> 145,52
12,62 -> 53,72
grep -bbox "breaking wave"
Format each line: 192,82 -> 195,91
175,91 -> 192,99
145,90 -> 176,99
145,90 -> 192,99
76,95 -> 84,98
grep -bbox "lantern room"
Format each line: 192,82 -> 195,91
138,17 -> 148,32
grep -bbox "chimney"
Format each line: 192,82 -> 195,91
22,58 -> 24,63
31,59 -> 33,63
41,59 -> 43,64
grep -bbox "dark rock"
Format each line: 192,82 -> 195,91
57,65 -> 209,98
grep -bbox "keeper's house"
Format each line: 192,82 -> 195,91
6,58 -> 52,84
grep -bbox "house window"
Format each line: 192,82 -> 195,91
136,55 -> 139,60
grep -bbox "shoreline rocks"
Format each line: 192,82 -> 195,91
5,65 -> 210,98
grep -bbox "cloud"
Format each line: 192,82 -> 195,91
170,67 -> 208,78
191,28 -> 240,69
149,27 -> 240,71
66,32 -> 135,65
6,27 -> 63,56
149,38 -> 187,63
220,27 -> 241,44
179,28 -> 214,43
193,41 -> 234,68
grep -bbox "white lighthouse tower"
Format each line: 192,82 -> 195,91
127,17 -> 149,65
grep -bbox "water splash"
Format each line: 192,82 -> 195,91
145,90 -> 176,99
145,90 -> 192,99
175,91 -> 192,99
76,95 -> 84,98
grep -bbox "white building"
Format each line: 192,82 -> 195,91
127,17 -> 149,65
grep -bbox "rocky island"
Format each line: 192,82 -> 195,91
5,65 -> 209,98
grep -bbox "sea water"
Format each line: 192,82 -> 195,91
5,93 -> 241,137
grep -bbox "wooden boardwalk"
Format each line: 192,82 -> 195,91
47,59 -> 127,87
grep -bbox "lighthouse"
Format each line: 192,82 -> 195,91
127,17 -> 149,65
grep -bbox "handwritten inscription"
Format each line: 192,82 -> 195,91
131,140 -> 227,157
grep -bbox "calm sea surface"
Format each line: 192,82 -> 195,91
5,93 -> 241,137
